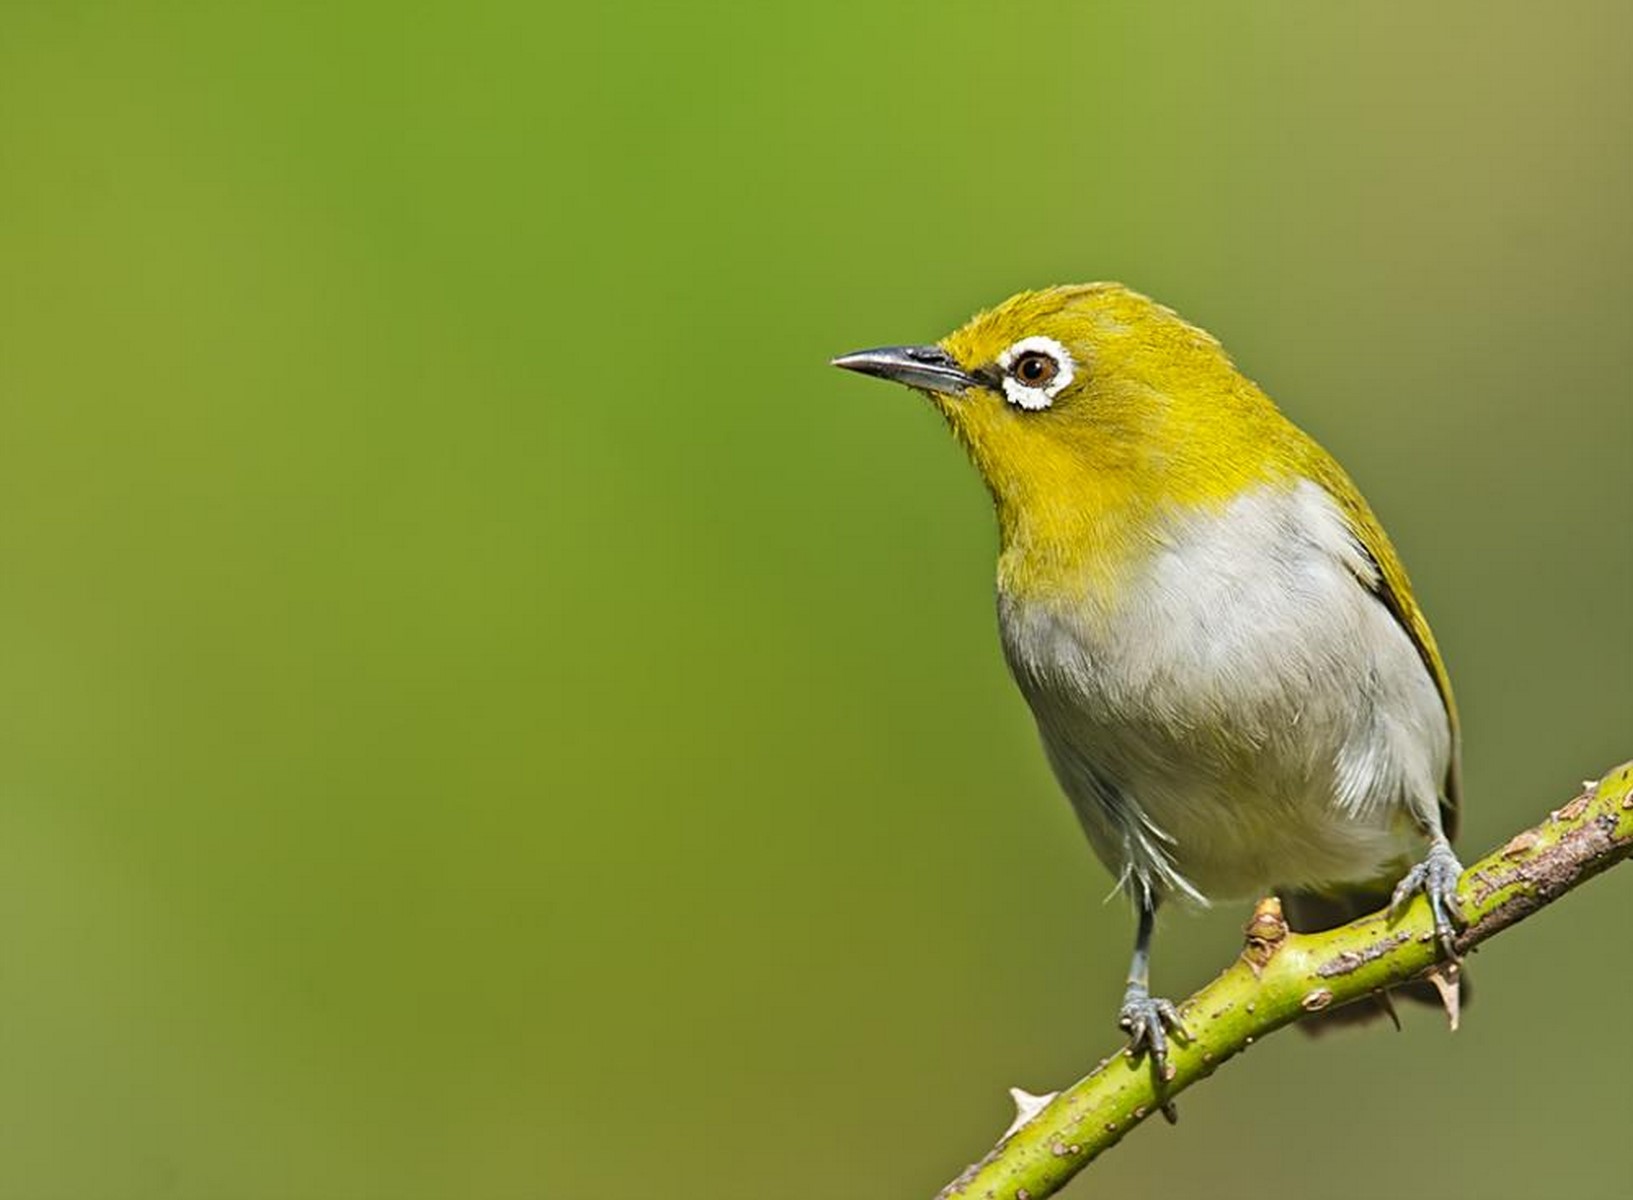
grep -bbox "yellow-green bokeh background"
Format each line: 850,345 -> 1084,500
3,3 -> 1630,1197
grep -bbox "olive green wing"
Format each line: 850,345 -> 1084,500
1307,457 -> 1462,838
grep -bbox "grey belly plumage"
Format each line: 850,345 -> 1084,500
997,482 -> 1452,905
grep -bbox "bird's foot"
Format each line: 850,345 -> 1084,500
1390,839 -> 1466,956
1119,985 -> 1185,1076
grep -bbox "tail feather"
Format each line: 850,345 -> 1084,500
1281,886 -> 1468,1034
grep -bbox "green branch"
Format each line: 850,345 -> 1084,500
936,760 -> 1633,1200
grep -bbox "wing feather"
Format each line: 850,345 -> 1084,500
1300,455 -> 1462,837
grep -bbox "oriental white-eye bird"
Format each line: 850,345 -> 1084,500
833,284 -> 1465,1068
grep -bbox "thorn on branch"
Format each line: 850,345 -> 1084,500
1424,962 -> 1462,1031
1001,1087 -> 1058,1142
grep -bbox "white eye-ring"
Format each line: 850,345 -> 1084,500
996,335 -> 1075,411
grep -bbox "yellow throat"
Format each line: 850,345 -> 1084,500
927,284 -> 1320,604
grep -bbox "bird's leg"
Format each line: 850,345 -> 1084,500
1118,897 -> 1185,1074
1390,833 -> 1466,957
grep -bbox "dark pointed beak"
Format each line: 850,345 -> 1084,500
830,344 -> 978,397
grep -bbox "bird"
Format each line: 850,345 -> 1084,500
832,284 -> 1464,1069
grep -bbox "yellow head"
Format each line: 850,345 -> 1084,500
834,283 -> 1312,598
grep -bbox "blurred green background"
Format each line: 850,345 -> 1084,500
1,2 -> 1629,1197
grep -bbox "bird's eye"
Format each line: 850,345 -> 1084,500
996,335 -> 1076,411
1012,352 -> 1058,387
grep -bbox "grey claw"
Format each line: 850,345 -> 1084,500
1119,991 -> 1186,1075
1391,841 -> 1466,956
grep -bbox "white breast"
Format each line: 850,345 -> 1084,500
999,480 -> 1451,905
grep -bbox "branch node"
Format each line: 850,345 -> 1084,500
1556,791 -> 1594,823
1500,829 -> 1541,858
1241,895 -> 1288,977
1299,987 -> 1334,1011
